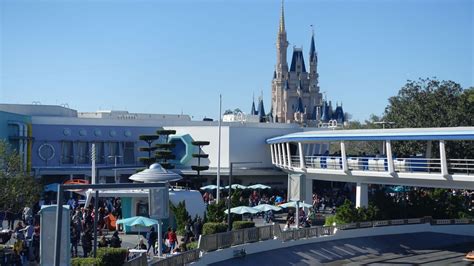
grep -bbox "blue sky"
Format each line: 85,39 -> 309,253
0,0 -> 472,121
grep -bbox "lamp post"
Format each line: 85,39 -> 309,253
227,161 -> 261,231
108,155 -> 123,183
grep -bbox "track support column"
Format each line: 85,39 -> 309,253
356,182 -> 368,208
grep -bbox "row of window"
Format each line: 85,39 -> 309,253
60,141 -> 135,165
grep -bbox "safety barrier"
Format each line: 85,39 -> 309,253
199,225 -> 274,252
152,249 -> 200,266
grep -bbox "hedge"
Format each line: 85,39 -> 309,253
71,258 -> 102,266
203,222 -> 227,235
96,248 -> 127,266
232,221 -> 255,230
71,248 -> 127,266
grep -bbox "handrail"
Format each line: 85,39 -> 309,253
197,217 -> 474,253
277,155 -> 474,175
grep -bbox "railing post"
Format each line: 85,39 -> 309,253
340,141 -> 348,173
286,142 -> 292,168
270,144 -> 275,164
386,140 -> 395,175
439,140 -> 449,177
277,143 -> 282,166
298,142 -> 305,169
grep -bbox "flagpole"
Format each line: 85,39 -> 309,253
216,94 -> 222,203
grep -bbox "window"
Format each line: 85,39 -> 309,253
108,142 -> 120,164
123,142 -> 135,165
77,142 -> 89,164
61,141 -> 74,164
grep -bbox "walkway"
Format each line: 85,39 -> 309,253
213,232 -> 474,265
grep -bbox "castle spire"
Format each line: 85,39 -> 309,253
309,26 -> 316,62
279,0 -> 286,33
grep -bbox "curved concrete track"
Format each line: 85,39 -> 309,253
212,232 -> 474,265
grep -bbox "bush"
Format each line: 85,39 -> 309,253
186,241 -> 199,250
324,215 -> 337,226
232,221 -> 255,230
202,222 -> 227,235
71,258 -> 102,266
96,247 -> 127,266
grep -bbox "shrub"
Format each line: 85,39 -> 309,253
232,221 -> 255,230
170,201 -> 191,235
324,215 -> 337,226
202,222 -> 227,235
71,257 -> 102,266
186,241 -> 199,250
96,247 -> 127,266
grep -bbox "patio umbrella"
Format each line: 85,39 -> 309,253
224,206 -> 259,215
200,185 -> 223,190
116,216 -> 158,243
247,184 -> 271,190
253,204 -> 282,212
224,184 -> 247,190
279,201 -> 313,209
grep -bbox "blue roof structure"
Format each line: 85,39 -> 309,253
266,127 -> 474,144
309,34 -> 316,62
251,101 -> 257,115
290,50 -> 306,72
257,99 -> 266,120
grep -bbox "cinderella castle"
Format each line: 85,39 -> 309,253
250,3 -> 345,126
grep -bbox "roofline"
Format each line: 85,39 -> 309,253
266,127 -> 474,143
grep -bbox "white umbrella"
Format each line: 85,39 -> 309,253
200,185 -> 223,190
279,201 -> 313,209
224,184 -> 247,190
247,184 -> 271,190
224,206 -> 259,215
253,204 -> 282,212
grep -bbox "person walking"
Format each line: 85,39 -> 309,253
168,228 -> 178,251
81,229 -> 92,257
146,227 -> 157,255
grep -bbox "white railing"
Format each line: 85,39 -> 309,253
286,155 -> 474,175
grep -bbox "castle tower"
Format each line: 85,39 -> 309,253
271,2 -> 322,124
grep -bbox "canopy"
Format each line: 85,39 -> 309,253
253,204 -> 281,212
200,185 -> 223,190
224,206 -> 258,215
129,163 -> 182,183
224,184 -> 247,190
247,184 -> 271,190
279,201 -> 313,209
44,183 -> 60,192
116,216 -> 158,227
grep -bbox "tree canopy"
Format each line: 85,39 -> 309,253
0,140 -> 41,212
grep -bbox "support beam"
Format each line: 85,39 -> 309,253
356,182 -> 368,208
286,142 -> 292,168
298,142 -> 305,169
340,141 -> 348,173
281,143 -> 287,167
440,140 -> 449,177
304,177 -> 312,208
277,143 -> 282,166
270,144 -> 275,164
386,140 -> 395,175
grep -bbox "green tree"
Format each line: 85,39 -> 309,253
169,201 -> 190,235
205,201 -> 226,223
0,140 -> 41,213
383,78 -> 473,158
